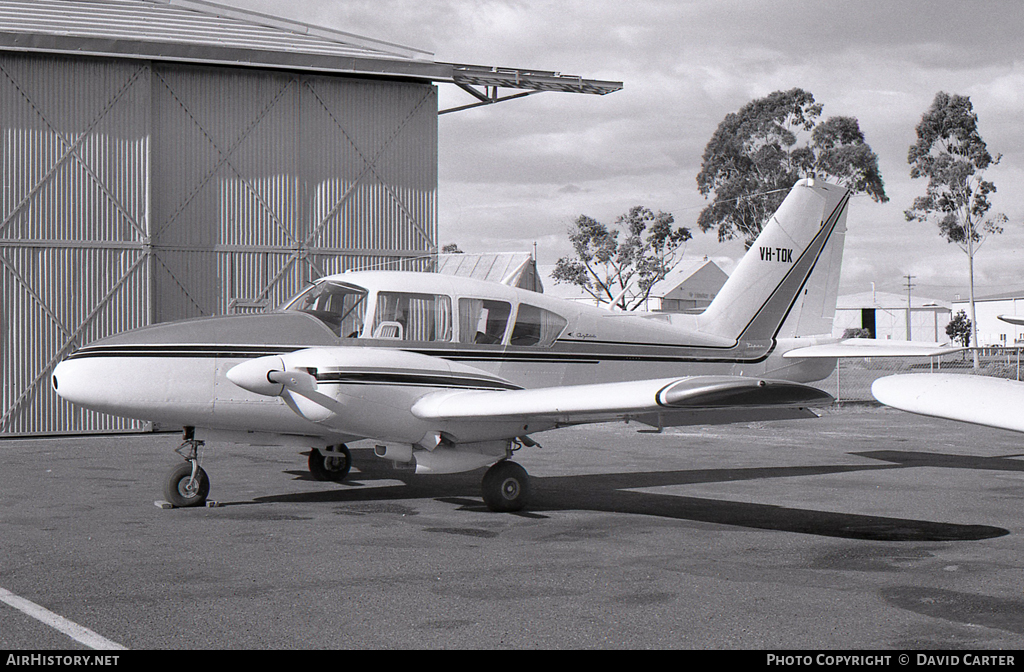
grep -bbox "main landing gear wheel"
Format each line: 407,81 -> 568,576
164,462 -> 210,508
482,460 -> 530,512
309,445 -> 352,482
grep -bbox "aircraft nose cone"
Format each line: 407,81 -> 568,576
51,359 -> 91,405
226,356 -> 286,396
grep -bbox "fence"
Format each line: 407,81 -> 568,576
817,347 -> 1024,404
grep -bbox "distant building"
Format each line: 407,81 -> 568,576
538,258 -> 727,311
436,252 -> 543,292
642,259 -> 729,312
834,290 -> 952,342
951,290 -> 1024,346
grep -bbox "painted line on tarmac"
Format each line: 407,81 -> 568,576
0,586 -> 127,650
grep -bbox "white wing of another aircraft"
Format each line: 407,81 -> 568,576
872,373 -> 1024,433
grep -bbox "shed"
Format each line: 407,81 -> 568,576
643,258 -> 727,312
436,252 -> 543,293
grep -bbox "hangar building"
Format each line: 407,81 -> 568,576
832,289 -> 952,342
0,0 -> 620,435
951,290 -> 1024,347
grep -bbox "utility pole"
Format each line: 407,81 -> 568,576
904,274 -> 915,341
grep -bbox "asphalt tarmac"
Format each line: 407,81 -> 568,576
3,404 -> 1024,650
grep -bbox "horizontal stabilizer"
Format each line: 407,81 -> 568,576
784,339 -> 961,359
872,373 -> 1024,433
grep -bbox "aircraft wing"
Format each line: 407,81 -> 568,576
411,375 -> 833,427
784,338 -> 961,358
999,315 -> 1024,326
871,373 -> 1024,433
227,349 -> 833,440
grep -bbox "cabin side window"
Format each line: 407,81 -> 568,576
458,298 -> 512,344
373,292 -> 453,342
282,281 -> 367,338
509,304 -> 568,347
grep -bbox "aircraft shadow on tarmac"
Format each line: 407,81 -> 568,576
238,448 -> 1011,543
855,450 -> 1024,472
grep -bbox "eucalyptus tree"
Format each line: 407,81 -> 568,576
551,206 -> 691,311
906,92 -> 1007,367
697,88 -> 887,247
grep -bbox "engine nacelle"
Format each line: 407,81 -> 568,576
411,441 -> 511,475
374,443 -> 413,463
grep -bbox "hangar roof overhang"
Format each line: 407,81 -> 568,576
0,0 -> 622,113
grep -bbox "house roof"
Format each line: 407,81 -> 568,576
436,252 -> 542,292
647,258 -> 726,299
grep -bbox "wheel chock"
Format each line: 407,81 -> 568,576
154,499 -> 219,508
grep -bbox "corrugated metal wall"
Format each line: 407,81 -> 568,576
0,54 -> 152,434
1,53 -> 438,435
151,63 -> 437,321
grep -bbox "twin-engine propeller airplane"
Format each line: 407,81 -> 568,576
55,178 -> 879,512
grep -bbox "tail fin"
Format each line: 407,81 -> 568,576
696,179 -> 850,343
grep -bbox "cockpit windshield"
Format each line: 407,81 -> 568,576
281,281 -> 368,337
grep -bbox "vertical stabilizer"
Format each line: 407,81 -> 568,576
696,179 -> 850,344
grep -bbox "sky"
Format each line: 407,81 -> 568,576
220,0 -> 1024,303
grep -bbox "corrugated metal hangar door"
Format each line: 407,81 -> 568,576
0,54 -> 153,435
150,63 -> 438,321
1,53 -> 438,435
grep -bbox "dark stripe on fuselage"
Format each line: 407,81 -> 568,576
312,370 -> 521,391
67,344 -> 299,359
66,341 -> 769,365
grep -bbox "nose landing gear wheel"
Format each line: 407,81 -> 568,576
309,445 -> 352,482
482,460 -> 530,512
164,462 -> 210,508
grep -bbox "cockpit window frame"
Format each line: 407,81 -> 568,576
280,280 -> 370,338
370,290 -> 454,343
457,297 -> 513,345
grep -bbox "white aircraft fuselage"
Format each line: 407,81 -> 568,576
52,271 -> 836,445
